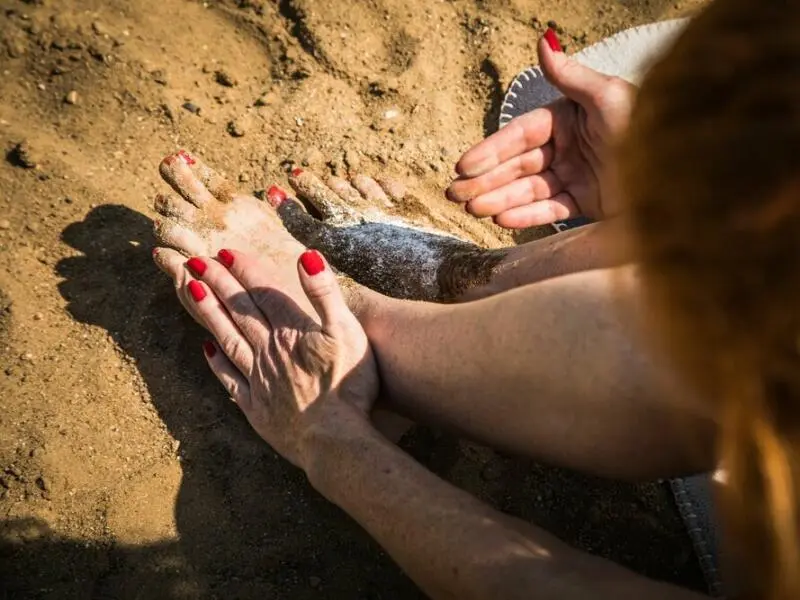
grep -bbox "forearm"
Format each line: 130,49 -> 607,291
352,265 -> 716,480
305,410 -> 706,600
459,219 -> 629,301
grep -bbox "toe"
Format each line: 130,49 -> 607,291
159,150 -> 238,207
375,177 -> 408,202
152,246 -> 187,279
154,193 -> 198,224
288,169 -> 360,224
351,174 -> 392,208
325,176 -> 363,205
153,218 -> 209,256
159,151 -> 216,207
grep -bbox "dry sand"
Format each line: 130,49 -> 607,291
0,0 -> 708,597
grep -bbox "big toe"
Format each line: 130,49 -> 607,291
159,150 -> 236,208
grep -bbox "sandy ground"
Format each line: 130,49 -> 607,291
0,0 -> 708,598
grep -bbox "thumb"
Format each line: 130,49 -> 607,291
537,29 -> 611,109
297,249 -> 357,337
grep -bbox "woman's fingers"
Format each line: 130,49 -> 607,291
492,193 -> 578,229
214,248 -> 314,327
465,171 -> 565,218
446,144 -> 555,203
182,272 -> 255,375
454,107 -> 555,178
186,256 -> 273,342
296,250 -> 357,338
202,340 -> 252,410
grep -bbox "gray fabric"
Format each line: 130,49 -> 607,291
670,475 -> 725,596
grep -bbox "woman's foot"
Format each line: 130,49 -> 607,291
152,150 -> 315,317
152,150 -> 508,303
279,169 -> 508,302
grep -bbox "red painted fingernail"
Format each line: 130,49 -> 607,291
217,249 -> 234,268
544,28 -> 562,52
300,249 -> 325,276
186,257 -> 207,277
291,168 -> 303,177
266,185 -> 287,208
178,150 -> 196,166
202,340 -> 216,358
188,280 -> 207,302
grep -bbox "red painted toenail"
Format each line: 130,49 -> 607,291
300,249 -> 325,276
186,257 -> 207,277
188,280 -> 207,302
266,185 -> 287,208
178,150 -> 196,166
291,168 -> 303,177
152,247 -> 160,257
544,28 -> 562,52
217,249 -> 235,268
202,340 -> 216,358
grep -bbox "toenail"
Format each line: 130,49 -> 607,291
202,340 -> 217,358
152,247 -> 160,257
266,185 -> 287,208
291,168 -> 304,177
300,249 -> 325,276
186,257 -> 207,277
544,28 -> 562,53
188,280 -> 207,302
178,150 -> 196,166
217,249 -> 235,268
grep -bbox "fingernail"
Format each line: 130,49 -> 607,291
300,249 -> 325,276
178,150 -> 196,166
186,257 -> 207,277
188,280 -> 207,302
202,340 -> 216,358
217,249 -> 235,268
291,168 -> 303,177
544,28 -> 562,52
266,185 -> 287,208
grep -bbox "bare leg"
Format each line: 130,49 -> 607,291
348,265 -> 715,480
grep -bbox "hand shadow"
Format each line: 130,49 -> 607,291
46,204 -> 424,599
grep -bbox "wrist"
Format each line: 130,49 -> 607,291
301,399 -> 380,495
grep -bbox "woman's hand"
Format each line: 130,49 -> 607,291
446,32 -> 635,228
181,248 -> 379,470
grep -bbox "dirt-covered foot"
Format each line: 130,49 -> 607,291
280,169 -> 508,302
151,150 -> 313,317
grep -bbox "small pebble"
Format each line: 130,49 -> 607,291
92,21 -> 108,36
182,102 -> 201,115
65,90 -> 78,104
254,92 -> 278,107
151,70 -> 168,85
8,140 -> 37,169
33,312 -> 43,321
0,219 -> 9,229
21,352 -> 34,362
214,69 -> 237,87
238,172 -> 250,182
227,119 -> 246,137
35,476 -> 49,492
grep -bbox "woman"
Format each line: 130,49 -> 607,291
152,0 -> 799,597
